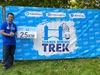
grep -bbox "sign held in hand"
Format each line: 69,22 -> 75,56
17,26 -> 37,39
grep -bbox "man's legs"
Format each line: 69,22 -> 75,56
9,45 -> 16,66
3,45 -> 10,68
3,45 -> 16,71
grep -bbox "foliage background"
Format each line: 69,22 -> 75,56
0,0 -> 100,9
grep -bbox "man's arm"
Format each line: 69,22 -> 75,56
1,30 -> 14,37
1,30 -> 10,36
0,23 -> 10,36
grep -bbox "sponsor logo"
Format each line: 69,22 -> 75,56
69,13 -> 85,18
46,12 -> 66,18
25,11 -> 43,17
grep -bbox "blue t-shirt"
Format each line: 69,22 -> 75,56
1,21 -> 17,45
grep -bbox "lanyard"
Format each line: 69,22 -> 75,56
7,22 -> 13,32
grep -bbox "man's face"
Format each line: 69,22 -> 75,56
8,14 -> 14,23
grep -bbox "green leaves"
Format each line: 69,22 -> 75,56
0,0 -> 99,9
75,0 -> 100,9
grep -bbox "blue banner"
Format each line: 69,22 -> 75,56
5,6 -> 100,60
0,6 -> 2,59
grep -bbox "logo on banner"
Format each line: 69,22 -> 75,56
42,23 -> 70,53
34,21 -> 78,56
25,11 -> 43,17
46,12 -> 66,18
69,13 -> 86,18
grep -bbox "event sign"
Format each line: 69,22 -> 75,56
5,6 -> 100,60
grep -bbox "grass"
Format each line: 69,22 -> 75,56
0,58 -> 100,75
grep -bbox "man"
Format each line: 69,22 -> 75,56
1,13 -> 17,71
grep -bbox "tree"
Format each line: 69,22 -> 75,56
0,0 -> 99,9
0,0 -> 70,8
75,0 -> 100,9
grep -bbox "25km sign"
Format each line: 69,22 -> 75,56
17,26 -> 37,38
18,31 -> 35,38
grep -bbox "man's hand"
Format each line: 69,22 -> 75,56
8,32 -> 14,37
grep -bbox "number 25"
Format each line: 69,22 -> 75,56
20,32 -> 28,38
